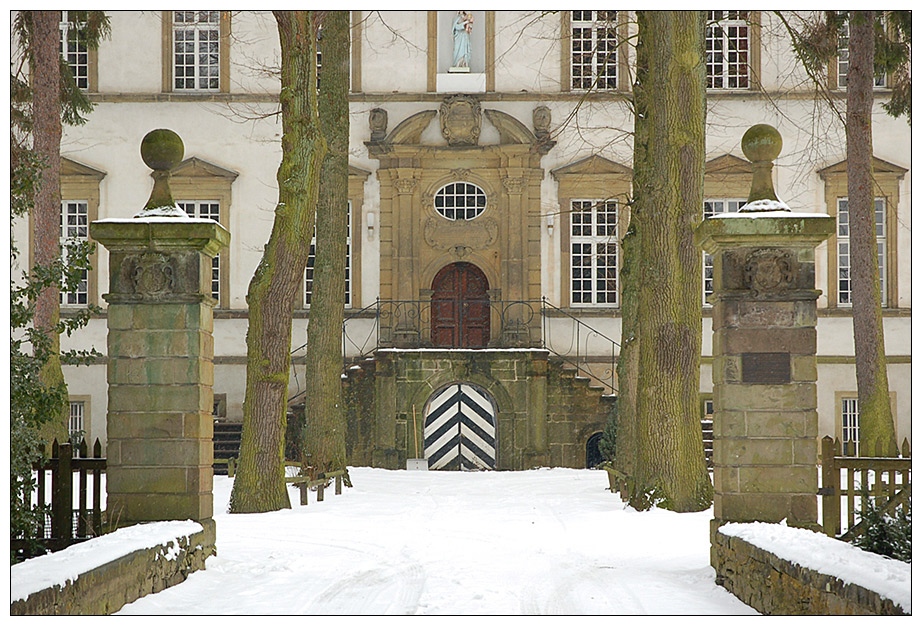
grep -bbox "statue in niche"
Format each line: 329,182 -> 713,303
450,11 -> 474,72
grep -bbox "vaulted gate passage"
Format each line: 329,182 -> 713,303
424,383 -> 496,470
430,262 -> 490,348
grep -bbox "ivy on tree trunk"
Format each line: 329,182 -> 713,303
626,11 -> 713,512
230,11 -> 326,513
303,11 -> 351,478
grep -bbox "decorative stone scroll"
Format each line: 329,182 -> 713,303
424,216 -> 498,252
440,95 -> 482,146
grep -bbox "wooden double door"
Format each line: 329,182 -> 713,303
430,262 -> 490,348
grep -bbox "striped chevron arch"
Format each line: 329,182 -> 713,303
423,383 -> 497,470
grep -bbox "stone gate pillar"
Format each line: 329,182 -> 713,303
90,130 -> 229,530
695,125 -> 833,529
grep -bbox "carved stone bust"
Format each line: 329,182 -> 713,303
439,95 -> 482,146
369,108 -> 388,142
533,106 -> 551,139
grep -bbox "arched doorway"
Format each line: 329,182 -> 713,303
586,432 -> 604,468
430,262 -> 490,347
423,383 -> 497,470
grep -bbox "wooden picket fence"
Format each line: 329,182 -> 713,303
13,439 -> 106,559
819,436 -> 911,540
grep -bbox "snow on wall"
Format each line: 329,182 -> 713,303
719,522 -> 910,613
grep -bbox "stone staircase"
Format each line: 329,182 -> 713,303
212,421 -> 242,475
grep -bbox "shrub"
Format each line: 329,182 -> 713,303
851,495 -> 911,563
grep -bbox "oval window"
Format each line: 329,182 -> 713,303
434,182 -> 487,221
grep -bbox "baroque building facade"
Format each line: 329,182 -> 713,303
20,11 -> 911,468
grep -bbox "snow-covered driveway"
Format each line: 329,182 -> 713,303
118,467 -> 756,615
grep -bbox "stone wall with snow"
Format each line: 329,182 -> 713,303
711,522 -> 909,615
11,520 -> 214,615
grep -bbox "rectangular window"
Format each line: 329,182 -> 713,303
836,197 -> 886,306
703,199 -> 745,302
836,19 -> 887,89
68,400 -> 85,438
305,202 -> 352,308
841,397 -> 860,456
60,201 -> 89,306
706,11 -> 750,89
178,201 -> 221,301
173,11 -> 220,91
570,11 -> 618,90
570,199 -> 618,306
60,11 -> 89,90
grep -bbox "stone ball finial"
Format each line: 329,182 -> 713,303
137,129 -> 185,218
741,124 -> 782,164
739,124 -> 788,210
141,129 -> 184,171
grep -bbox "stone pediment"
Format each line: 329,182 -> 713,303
483,109 -> 535,144
386,110 -> 438,145
550,155 -> 632,180
61,157 -> 106,180
170,157 -> 239,180
349,164 -> 371,179
705,153 -> 753,176
818,156 -> 908,180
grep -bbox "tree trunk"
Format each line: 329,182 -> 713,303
230,11 -> 326,513
846,11 -> 898,456
303,11 -> 350,477
32,11 -> 68,443
628,11 -> 712,512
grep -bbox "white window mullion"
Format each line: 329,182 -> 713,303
174,11 -> 220,92
570,199 -> 617,306
706,11 -> 749,90
178,201 -> 221,302
60,200 -> 89,306
836,197 -> 886,306
842,397 -> 860,456
60,11 -> 89,90
305,201 -> 352,309
571,11 -> 618,91
702,198 -> 745,303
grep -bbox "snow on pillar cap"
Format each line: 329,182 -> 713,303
739,124 -> 790,213
137,129 -> 187,219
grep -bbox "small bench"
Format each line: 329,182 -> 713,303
284,463 -> 352,506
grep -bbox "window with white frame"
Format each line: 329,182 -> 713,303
60,11 -> 89,90
68,400 -> 85,438
706,11 -> 750,89
60,200 -> 89,306
836,197 -> 886,306
305,202 -> 352,308
841,397 -> 860,456
703,198 -> 745,302
570,199 -> 618,306
178,201 -> 221,301
434,182 -> 487,221
570,11 -> 619,90
173,11 -> 220,91
836,18 -> 887,89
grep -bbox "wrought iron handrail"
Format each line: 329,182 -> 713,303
335,298 -> 620,395
540,297 -> 619,394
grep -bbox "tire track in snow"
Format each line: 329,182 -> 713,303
300,559 -> 425,614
